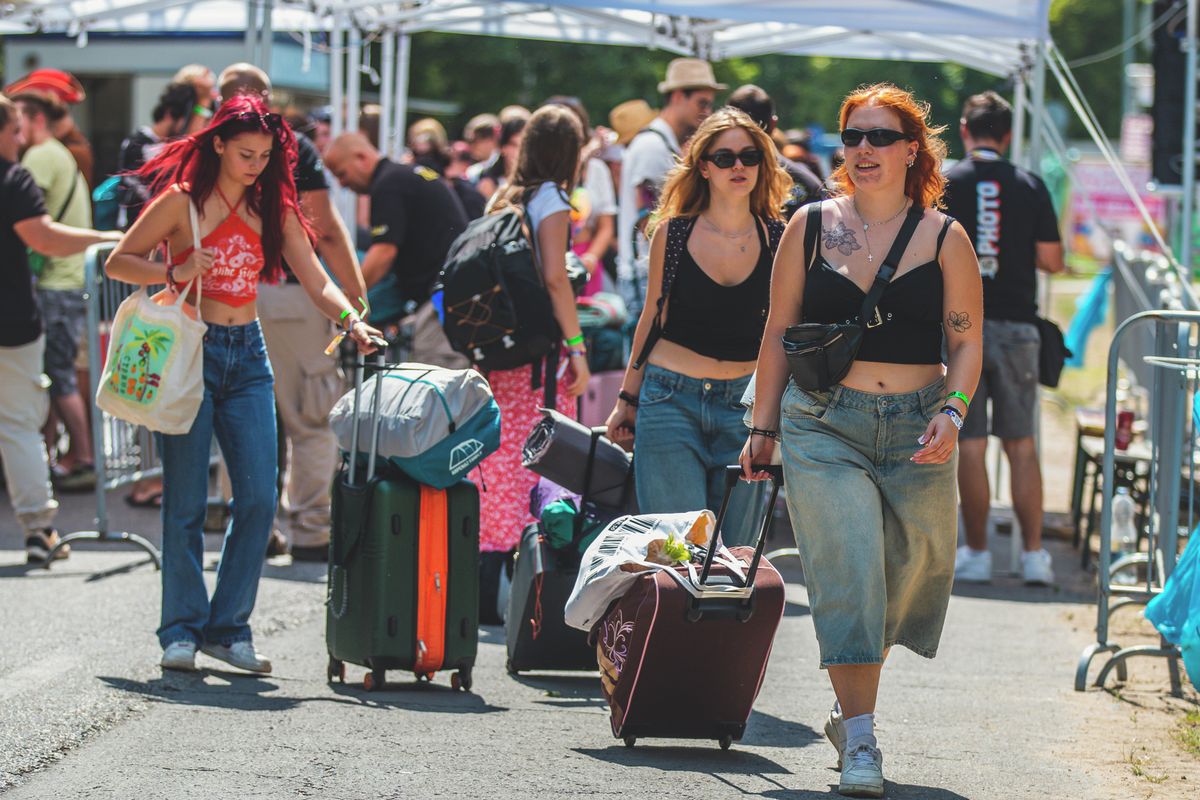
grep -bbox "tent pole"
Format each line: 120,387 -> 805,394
244,0 -> 260,64
330,18 -> 345,139
1029,38 -> 1047,171
380,29 -> 396,158
259,0 -> 274,72
394,32 -> 412,158
1182,0 -> 1197,273
347,24 -> 362,133
1012,68 -> 1027,168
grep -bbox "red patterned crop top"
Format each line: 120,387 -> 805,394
171,188 -> 264,307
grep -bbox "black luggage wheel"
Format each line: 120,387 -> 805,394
363,668 -> 386,692
326,657 -> 346,684
450,668 -> 473,692
623,736 -> 636,748
718,734 -> 733,751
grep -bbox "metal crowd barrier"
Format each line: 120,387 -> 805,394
1075,309 -> 1200,695
45,244 -> 164,567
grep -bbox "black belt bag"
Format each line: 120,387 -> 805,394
783,204 -> 924,392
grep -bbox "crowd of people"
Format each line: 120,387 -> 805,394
0,54 -> 1068,798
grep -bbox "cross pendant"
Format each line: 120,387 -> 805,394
867,254 -> 874,262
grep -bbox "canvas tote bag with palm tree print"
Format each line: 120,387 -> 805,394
97,198 -> 208,434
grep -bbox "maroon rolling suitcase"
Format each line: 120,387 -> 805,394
593,465 -> 786,750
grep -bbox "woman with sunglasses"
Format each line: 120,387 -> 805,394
606,107 -> 790,544
740,84 -> 982,797
107,95 -> 382,674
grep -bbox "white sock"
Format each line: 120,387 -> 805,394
844,713 -> 877,751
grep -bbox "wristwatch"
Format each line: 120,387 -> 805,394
940,406 -> 964,431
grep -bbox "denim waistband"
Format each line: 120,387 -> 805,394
820,376 -> 946,415
644,364 -> 751,404
203,319 -> 264,346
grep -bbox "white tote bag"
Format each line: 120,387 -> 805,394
96,200 -> 208,434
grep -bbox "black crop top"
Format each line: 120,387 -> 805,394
801,211 -> 954,365
660,218 -> 773,362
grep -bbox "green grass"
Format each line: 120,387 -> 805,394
1127,749 -> 1169,784
1176,710 -> 1200,759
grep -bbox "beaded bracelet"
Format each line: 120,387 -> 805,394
750,427 -> 780,441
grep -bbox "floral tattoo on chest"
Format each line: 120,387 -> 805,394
823,223 -> 862,257
947,311 -> 972,333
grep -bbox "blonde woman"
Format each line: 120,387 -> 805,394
606,107 -> 790,545
741,84 -> 983,797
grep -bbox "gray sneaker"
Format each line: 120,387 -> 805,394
838,743 -> 884,798
201,641 -> 272,674
825,706 -> 847,769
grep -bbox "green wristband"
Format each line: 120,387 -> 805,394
564,334 -> 585,347
339,308 -> 354,321
946,391 -> 971,408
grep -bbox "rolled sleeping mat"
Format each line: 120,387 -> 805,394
521,408 -> 634,514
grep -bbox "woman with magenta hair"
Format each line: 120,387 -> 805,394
107,95 -> 382,674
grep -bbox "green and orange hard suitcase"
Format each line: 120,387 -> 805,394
326,357 -> 479,692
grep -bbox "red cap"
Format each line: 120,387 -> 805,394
4,69 -> 86,104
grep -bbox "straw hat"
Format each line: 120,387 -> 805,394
609,99 -> 659,146
657,58 -> 726,94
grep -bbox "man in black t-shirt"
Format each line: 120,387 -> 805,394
726,84 -> 825,219
0,94 -> 120,563
116,81 -> 196,228
217,64 -> 368,563
943,91 -> 1067,587
325,131 -> 469,368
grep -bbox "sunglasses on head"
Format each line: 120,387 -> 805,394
702,147 -> 764,169
840,127 -> 910,147
231,111 -> 284,131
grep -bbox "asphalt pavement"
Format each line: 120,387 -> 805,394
0,485 -> 1195,799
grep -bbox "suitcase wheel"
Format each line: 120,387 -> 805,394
450,668 -> 473,692
363,668 -> 386,692
623,737 -> 636,749
326,658 -> 346,684
718,734 -> 733,751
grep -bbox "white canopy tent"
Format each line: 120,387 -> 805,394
1,0 -> 1194,279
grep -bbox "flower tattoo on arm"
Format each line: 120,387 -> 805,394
947,311 -> 972,333
823,223 -> 862,257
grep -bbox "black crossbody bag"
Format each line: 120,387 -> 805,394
782,203 -> 924,392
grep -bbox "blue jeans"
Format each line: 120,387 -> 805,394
780,378 -> 957,667
634,365 -> 764,547
157,321 -> 278,649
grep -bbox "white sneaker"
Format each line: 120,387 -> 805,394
201,641 -> 272,674
838,743 -> 884,798
160,640 -> 197,671
1021,548 -> 1055,586
824,705 -> 847,769
954,545 -> 992,583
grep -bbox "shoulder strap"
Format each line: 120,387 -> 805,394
631,215 -> 695,370
858,205 -> 923,327
766,218 -> 786,255
635,126 -> 678,155
803,201 -> 822,271
935,216 -> 954,257
54,172 -> 79,222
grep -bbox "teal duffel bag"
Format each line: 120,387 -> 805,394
329,362 -> 501,489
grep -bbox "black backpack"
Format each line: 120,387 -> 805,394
436,203 -> 563,401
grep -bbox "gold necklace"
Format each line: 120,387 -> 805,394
852,198 -> 910,263
699,215 -> 756,252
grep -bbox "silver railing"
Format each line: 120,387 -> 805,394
1075,309 -> 1199,695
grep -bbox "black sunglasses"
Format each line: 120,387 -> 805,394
702,148 -> 764,169
840,127 -> 910,147
231,111 -> 284,131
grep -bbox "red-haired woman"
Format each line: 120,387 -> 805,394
741,84 -> 983,797
107,95 -> 381,674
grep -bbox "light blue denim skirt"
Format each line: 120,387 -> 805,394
780,377 -> 957,667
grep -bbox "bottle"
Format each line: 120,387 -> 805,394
1110,487 -> 1138,585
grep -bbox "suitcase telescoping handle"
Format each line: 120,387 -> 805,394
346,353 -> 387,488
698,464 -> 784,588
